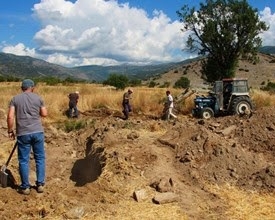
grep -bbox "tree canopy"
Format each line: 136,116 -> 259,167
103,73 -> 129,90
177,0 -> 268,82
174,77 -> 190,89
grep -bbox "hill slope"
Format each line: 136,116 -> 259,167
0,49 -> 275,87
146,52 -> 275,89
0,52 -> 185,82
0,53 -> 90,80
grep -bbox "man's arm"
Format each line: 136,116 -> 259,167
124,93 -> 132,100
7,106 -> 15,131
7,106 -> 15,139
40,106 -> 48,117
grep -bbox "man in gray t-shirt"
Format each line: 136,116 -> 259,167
9,92 -> 45,136
7,79 -> 47,195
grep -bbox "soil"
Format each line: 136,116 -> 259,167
1,105 -> 275,219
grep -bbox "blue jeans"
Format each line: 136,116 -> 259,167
69,106 -> 78,117
17,132 -> 45,189
122,103 -> 132,119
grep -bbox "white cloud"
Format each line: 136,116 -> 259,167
3,1 -> 274,67
259,7 -> 275,46
46,53 -> 78,66
30,0 -> 188,66
80,57 -> 120,66
2,43 -> 36,57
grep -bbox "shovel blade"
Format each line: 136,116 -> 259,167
0,166 -> 8,188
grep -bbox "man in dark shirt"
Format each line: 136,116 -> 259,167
122,88 -> 133,120
68,91 -> 79,118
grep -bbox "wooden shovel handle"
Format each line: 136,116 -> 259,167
5,142 -> 17,167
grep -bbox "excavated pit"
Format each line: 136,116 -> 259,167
70,137 -> 106,186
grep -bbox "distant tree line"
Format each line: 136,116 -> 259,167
0,75 -> 87,85
0,73 -> 191,90
34,76 -> 87,85
102,73 -> 190,90
0,75 -> 21,82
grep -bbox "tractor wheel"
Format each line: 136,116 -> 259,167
231,96 -> 253,115
200,107 -> 214,119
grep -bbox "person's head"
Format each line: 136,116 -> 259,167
166,90 -> 170,95
128,88 -> 133,94
21,79 -> 35,91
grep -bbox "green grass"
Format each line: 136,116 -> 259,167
63,119 -> 87,132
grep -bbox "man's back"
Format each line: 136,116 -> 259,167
10,92 -> 44,136
69,93 -> 79,105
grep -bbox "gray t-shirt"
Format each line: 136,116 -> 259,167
9,92 -> 45,136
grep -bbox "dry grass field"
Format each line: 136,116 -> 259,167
1,81 -> 275,120
0,82 -> 192,122
0,81 -> 275,219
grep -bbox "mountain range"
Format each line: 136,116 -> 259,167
0,46 -> 274,83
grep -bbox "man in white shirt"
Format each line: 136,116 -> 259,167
164,90 -> 177,120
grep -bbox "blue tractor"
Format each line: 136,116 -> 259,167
192,78 -> 253,119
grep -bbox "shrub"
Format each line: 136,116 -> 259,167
63,119 -> 87,132
103,74 -> 129,90
129,79 -> 142,87
261,81 -> 275,93
159,81 -> 170,88
174,77 -> 190,89
148,81 -> 157,88
35,76 -> 61,85
0,75 -> 21,82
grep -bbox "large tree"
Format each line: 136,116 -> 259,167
177,0 -> 268,82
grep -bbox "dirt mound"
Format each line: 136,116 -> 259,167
0,106 -> 275,219
169,109 -> 275,192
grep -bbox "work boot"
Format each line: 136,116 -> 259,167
37,185 -> 44,193
18,187 -> 31,195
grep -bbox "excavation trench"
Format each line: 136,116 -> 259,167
70,137 -> 106,187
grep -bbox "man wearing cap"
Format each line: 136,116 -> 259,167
68,91 -> 79,118
122,88 -> 133,120
7,79 -> 48,195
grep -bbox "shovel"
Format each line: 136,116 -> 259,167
0,142 -> 17,188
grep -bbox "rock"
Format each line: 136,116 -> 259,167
266,165 -> 275,177
210,122 -> 221,128
64,206 -> 85,219
153,192 -> 179,204
191,134 -> 201,141
158,178 -> 174,192
133,189 -> 147,202
150,178 -> 174,192
127,131 -> 139,140
220,125 -> 237,136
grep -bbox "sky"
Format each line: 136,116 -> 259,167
0,0 -> 275,67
